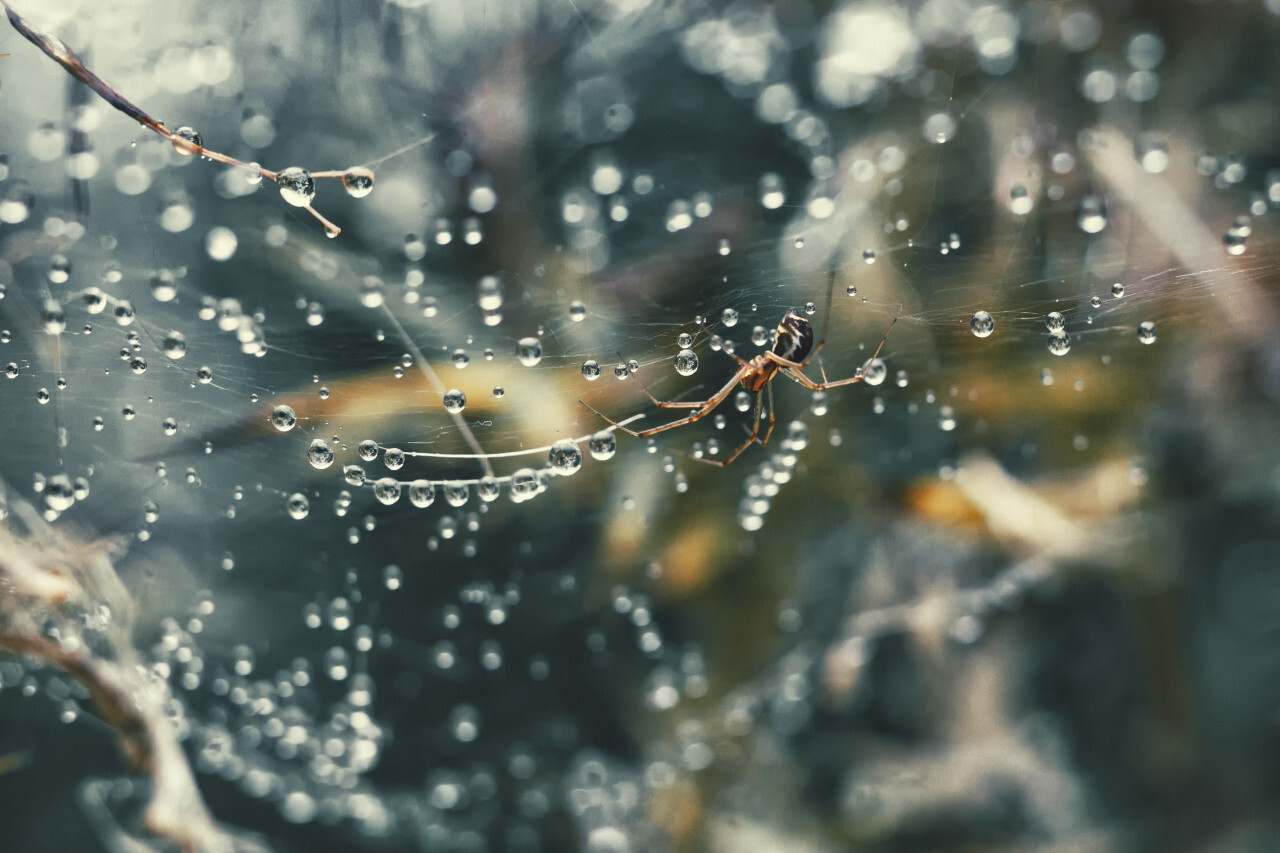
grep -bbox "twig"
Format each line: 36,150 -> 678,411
1,1 -> 372,237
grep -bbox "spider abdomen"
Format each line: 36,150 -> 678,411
771,310 -> 814,363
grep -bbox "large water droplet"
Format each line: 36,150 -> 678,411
674,349 -> 699,376
969,310 -> 994,338
271,405 -> 297,432
277,167 -> 315,207
548,439 -> 583,475
341,167 -> 374,198
443,389 -> 466,413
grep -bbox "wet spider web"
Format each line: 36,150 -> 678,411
1,1 -> 1280,851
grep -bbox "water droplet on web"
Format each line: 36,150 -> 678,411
516,337 -> 543,366
286,493 -> 310,519
1111,282 -> 1125,298
674,349 -> 699,376
129,356 -> 148,375
162,417 -> 178,436
734,390 -> 751,412
751,326 -> 768,346
5,363 -> 17,379
1045,311 -> 1066,331
444,482 -> 470,507
582,359 -> 601,380
614,363 -> 629,380
588,430 -> 617,461
443,389 -> 466,413
171,126 -> 202,156
271,405 -> 297,432
722,308 -> 739,327
197,366 -> 213,384
972,311 -> 993,338
373,478 -> 401,505
383,447 -> 405,470
1137,320 -> 1158,344
1047,331 -> 1072,356
307,439 -> 334,469
548,439 -> 583,475
452,349 -> 470,369
677,332 -> 694,349
804,302 -> 817,315
810,391 -> 829,416
276,167 -> 315,207
113,302 -> 136,326
408,480 -> 436,508
341,167 -> 374,198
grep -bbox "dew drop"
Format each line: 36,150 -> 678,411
588,430 -> 617,461
862,358 -> 887,386
516,337 -> 543,367
674,349 -> 699,376
722,308 -> 739,328
1045,311 -> 1066,332
1047,331 -> 1072,356
373,478 -> 401,506
171,126 -> 202,156
408,480 -> 436,508
548,439 -> 583,475
1137,320 -> 1157,344
286,493 -> 310,519
271,405 -> 297,432
276,167 -> 315,207
341,167 -> 375,198
972,311 -> 993,338
569,300 -> 587,322
307,439 -> 335,469
443,389 -> 466,413
163,331 -> 187,359
677,332 -> 694,349
1111,282 -> 1125,298
581,359 -> 601,381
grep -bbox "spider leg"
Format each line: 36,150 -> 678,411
692,382 -> 777,468
579,364 -> 751,438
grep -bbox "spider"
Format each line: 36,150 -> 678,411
580,272 -> 895,466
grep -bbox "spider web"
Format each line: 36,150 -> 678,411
1,0 -> 1279,851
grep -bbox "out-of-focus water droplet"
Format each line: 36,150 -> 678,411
1137,320 -> 1158,344
1009,184 -> 1033,215
569,300 -> 587,322
1076,194 -> 1108,233
548,439 -> 583,475
197,366 -> 213,384
171,126 -> 202,156
722,308 -> 739,328
759,172 -> 785,209
718,238 -> 731,255
516,337 -> 543,366
162,417 -> 178,436
1223,218 -> 1250,255
1047,331 -> 1072,356
276,167 -> 315,207
286,493 -> 310,519
129,356 -> 147,375
42,300 -> 66,334
970,311 -> 994,338
477,275 -> 503,310
271,405 -> 297,432
674,349 -> 699,376
113,301 -> 135,326
443,389 -> 466,413
163,331 -> 187,359
582,359 -> 601,380
492,386 -> 504,398
938,406 -> 957,431
452,349 -> 470,369
341,167 -> 374,198
810,391 -> 829,416
862,358 -> 887,386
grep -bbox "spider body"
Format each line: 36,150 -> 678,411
581,274 -> 893,466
